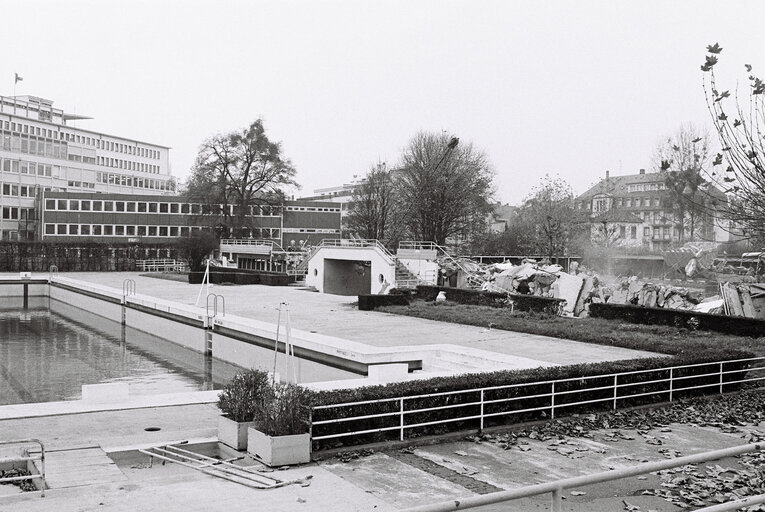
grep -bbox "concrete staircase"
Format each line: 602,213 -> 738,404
394,260 -> 422,289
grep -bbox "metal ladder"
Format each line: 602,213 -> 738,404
138,442 -> 310,490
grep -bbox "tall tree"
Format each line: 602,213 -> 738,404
519,175 -> 576,258
652,124 -> 712,243
184,120 -> 298,238
394,132 -> 494,246
701,43 -> 765,245
346,163 -> 398,241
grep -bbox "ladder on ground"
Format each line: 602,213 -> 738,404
138,443 -> 311,490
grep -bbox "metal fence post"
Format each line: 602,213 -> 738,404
613,375 -> 618,410
720,362 -> 724,394
551,488 -> 562,512
669,368 -> 674,402
480,389 -> 485,431
550,382 -> 555,420
400,398 -> 405,441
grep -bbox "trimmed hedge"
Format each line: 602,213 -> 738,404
358,294 -> 410,311
188,267 -> 290,286
416,285 -> 564,314
311,351 -> 754,451
590,303 -> 765,338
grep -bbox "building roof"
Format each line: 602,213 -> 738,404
590,210 -> 644,224
577,169 -> 727,202
577,171 -> 664,199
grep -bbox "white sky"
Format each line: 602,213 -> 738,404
3,0 -> 764,205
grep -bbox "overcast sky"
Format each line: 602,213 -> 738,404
3,0 -> 764,205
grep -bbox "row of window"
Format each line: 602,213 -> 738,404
96,156 -> 160,174
1,120 -> 162,159
1,132 -> 162,174
1,158 -> 171,192
95,172 -> 173,191
46,199 -> 281,216
44,223 -> 281,238
582,196 -> 664,211
2,158 -> 57,176
2,183 -> 35,197
627,183 -> 667,193
285,206 -> 341,213
1,207 -> 33,220
283,228 -> 341,234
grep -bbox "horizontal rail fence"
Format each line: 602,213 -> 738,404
311,357 -> 765,449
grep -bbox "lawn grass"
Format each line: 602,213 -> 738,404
378,299 -> 765,359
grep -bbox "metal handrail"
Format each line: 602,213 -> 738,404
316,239 -> 396,263
0,439 -> 46,497
206,293 -> 225,318
403,442 -> 765,512
122,279 -> 136,298
310,356 -> 765,442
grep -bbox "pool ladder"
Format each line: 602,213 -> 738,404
121,279 -> 136,325
205,294 -> 225,355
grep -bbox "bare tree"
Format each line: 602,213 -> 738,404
701,43 -> 765,245
651,124 -> 715,243
395,132 -> 494,246
185,120 -> 298,238
519,175 -> 576,258
346,163 -> 398,241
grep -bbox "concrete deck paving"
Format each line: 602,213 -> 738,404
56,272 -> 660,367
0,272 -> 756,510
1,402 -> 760,511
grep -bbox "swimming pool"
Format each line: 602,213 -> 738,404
0,297 -> 242,405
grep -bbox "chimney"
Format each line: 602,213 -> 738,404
605,170 -> 610,179
639,168 -> 645,175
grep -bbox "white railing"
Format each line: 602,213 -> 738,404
318,239 -> 396,262
403,442 -> 765,512
220,238 -> 276,247
399,240 -> 487,289
135,259 -> 187,272
0,439 -> 46,497
311,357 -> 765,443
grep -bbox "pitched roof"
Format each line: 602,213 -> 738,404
590,210 -> 644,224
576,170 -> 728,202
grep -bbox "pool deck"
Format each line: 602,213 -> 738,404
56,271 -> 659,368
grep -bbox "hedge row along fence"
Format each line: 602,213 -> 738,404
590,303 -> 765,338
0,241 -> 181,272
310,351 -> 759,451
415,285 -> 564,314
188,266 -> 291,286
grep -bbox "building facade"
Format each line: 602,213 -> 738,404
575,169 -> 731,251
39,191 -> 341,250
0,95 -> 174,241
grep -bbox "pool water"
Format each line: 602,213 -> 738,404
0,298 -> 242,405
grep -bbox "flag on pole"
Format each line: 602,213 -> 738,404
14,73 -> 23,84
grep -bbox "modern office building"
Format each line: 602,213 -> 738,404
0,94 -> 174,241
39,191 -> 341,250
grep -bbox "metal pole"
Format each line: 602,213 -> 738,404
613,375 -> 618,410
550,382 -> 555,420
479,389 -> 484,431
720,362 -> 724,394
551,489 -> 562,512
669,368 -> 674,402
400,398 -> 405,442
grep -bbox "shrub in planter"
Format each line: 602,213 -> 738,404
217,369 -> 271,450
247,382 -> 313,466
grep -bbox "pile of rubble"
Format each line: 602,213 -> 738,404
471,258 -> 764,319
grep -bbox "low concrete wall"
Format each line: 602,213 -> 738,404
125,306 -> 206,353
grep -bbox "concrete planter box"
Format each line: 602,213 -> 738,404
247,427 -> 310,467
218,415 -> 253,451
